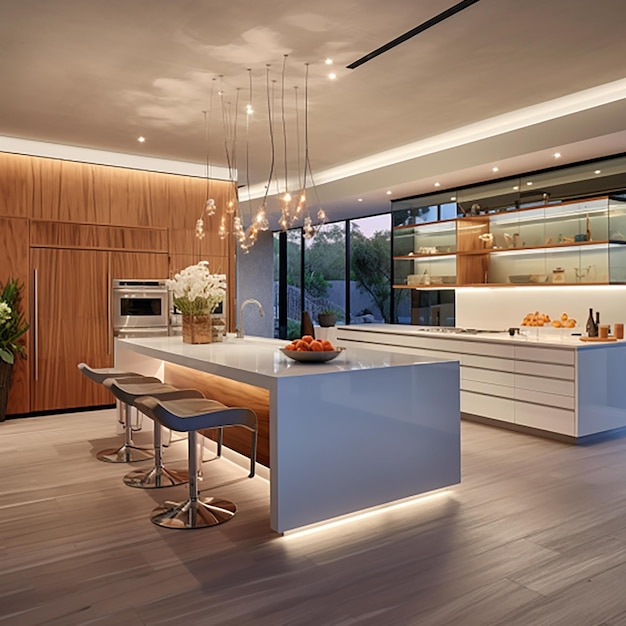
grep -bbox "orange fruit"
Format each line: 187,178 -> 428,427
301,335 -> 314,343
321,339 -> 334,351
310,340 -> 323,351
285,342 -> 297,350
296,339 -> 310,351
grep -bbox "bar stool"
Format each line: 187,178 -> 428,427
77,363 -> 158,463
134,396 -> 258,530
105,379 -> 204,489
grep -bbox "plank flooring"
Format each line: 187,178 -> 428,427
2,410 -> 626,625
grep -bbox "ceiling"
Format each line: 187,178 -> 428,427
2,0 -> 626,227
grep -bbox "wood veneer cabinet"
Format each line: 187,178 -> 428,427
31,248 -> 111,412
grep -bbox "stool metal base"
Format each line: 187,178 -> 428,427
123,466 -> 189,489
97,444 -> 154,464
151,497 -> 236,529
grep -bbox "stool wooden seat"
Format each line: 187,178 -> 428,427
77,363 -> 158,463
105,379 -> 204,489
134,396 -> 258,530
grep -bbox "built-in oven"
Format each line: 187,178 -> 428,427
112,279 -> 169,337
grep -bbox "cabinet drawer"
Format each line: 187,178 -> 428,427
461,366 -> 514,388
515,374 -> 574,397
462,354 -> 515,372
461,391 -> 515,423
515,402 -> 575,436
462,378 -> 515,399
515,345 -> 575,365
515,360 -> 574,380
514,387 -> 575,410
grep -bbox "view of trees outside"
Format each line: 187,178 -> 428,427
275,212 -> 413,336
304,223 -> 346,326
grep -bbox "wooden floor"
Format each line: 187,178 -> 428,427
3,411 -> 626,625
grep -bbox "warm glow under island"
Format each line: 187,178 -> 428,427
115,335 -> 461,533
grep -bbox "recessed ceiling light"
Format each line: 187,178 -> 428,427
386,190 -> 392,195
325,58 -> 333,65
434,182 -> 441,187
554,152 -> 561,159
137,136 -> 146,143
328,72 -> 337,80
357,198 -> 363,202
594,169 -> 602,174
492,166 -> 499,173
450,196 -> 456,201
526,181 -> 533,186
513,185 -> 519,191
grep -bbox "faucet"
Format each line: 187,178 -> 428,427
236,299 -> 265,338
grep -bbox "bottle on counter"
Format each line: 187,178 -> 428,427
586,308 -> 598,337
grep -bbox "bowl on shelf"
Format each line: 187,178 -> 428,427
280,347 -> 345,363
508,274 -> 548,284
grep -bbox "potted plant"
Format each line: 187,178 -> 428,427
317,309 -> 337,328
0,278 -> 29,421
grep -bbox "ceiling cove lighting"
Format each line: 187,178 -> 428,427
137,136 -> 145,143
346,0 -> 482,69
492,166 -> 499,172
386,190 -> 392,195
554,152 -> 562,158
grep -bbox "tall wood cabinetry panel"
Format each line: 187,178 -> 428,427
110,252 -> 169,280
32,158 -> 111,224
0,153 -> 34,218
0,217 -> 30,414
31,248 -> 111,412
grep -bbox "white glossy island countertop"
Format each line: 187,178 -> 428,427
115,334 -> 458,390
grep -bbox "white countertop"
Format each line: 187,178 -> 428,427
339,323 -> 626,350
116,334 -> 456,389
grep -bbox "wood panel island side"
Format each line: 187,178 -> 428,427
115,336 -> 460,533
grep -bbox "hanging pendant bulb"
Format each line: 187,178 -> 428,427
317,208 -> 327,224
195,217 -> 205,240
205,198 -> 216,216
254,205 -> 269,231
218,215 -> 228,240
226,199 -> 236,214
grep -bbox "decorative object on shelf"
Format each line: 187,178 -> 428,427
615,323 -> 624,339
575,265 -> 593,282
0,278 -> 29,421
586,213 -> 591,242
478,232 -> 494,248
166,262 -> 226,345
552,267 -> 565,283
317,310 -> 337,327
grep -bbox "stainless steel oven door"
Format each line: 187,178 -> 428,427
112,283 -> 169,330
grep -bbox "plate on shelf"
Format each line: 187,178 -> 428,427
280,347 -> 345,362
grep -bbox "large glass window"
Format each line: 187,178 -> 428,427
304,223 -> 346,326
350,214 -> 392,323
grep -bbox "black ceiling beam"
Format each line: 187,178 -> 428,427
346,0 -> 482,70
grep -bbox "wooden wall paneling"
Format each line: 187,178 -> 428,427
110,252 -> 169,280
109,167 -> 168,228
33,158 -> 106,223
0,217 -> 30,414
164,363 -> 270,467
31,248 -> 111,412
0,153 -> 34,218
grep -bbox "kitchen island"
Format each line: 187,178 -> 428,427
337,324 -> 626,442
115,336 -> 460,533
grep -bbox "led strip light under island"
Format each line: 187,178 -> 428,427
114,335 -> 461,534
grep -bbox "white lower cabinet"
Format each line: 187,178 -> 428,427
338,326 -> 626,441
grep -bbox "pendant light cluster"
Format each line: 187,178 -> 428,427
194,58 -> 327,252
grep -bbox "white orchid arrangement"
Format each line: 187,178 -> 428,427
166,261 -> 226,316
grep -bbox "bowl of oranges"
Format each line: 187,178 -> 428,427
280,335 -> 345,362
